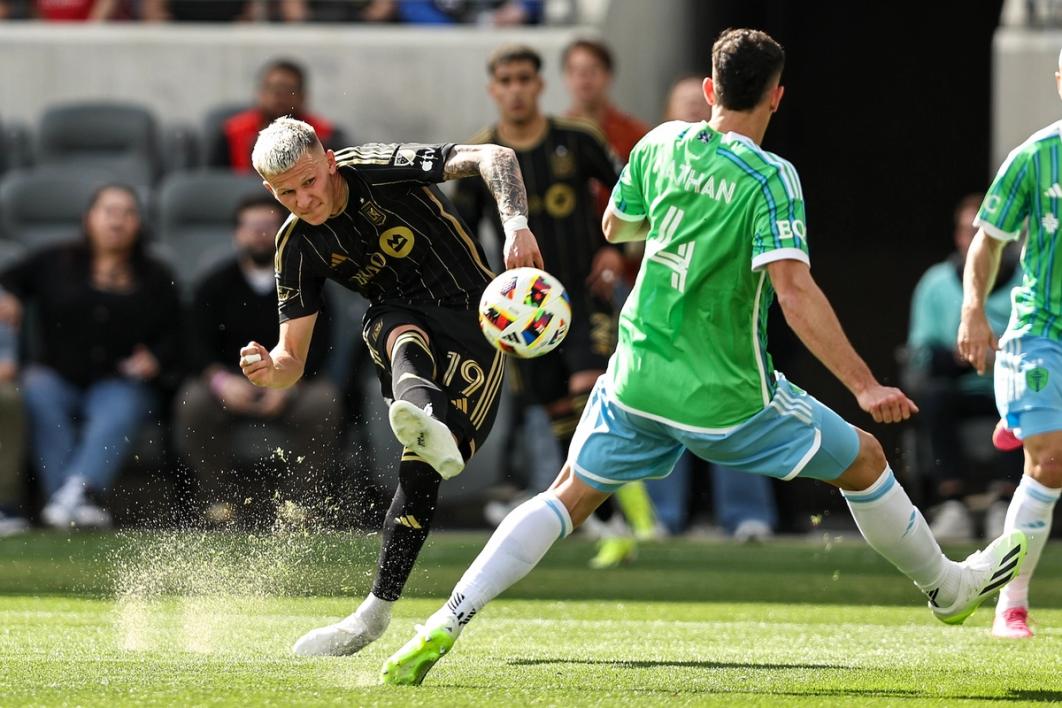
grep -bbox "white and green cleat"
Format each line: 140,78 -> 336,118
380,624 -> 456,686
929,530 -> 1028,625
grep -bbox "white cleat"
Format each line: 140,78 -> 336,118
388,401 -> 464,480
928,530 -> 1028,625
292,614 -> 385,657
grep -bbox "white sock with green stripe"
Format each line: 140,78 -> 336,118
843,466 -> 953,596
997,474 -> 1060,612
429,492 -> 573,636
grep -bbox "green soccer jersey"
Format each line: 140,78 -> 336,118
608,120 -> 808,430
976,121 -> 1062,342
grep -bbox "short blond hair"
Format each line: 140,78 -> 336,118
251,116 -> 321,178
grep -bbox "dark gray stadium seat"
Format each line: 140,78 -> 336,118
154,169 -> 265,287
200,103 -> 247,167
0,166 -> 116,247
37,102 -> 161,186
0,240 -> 25,270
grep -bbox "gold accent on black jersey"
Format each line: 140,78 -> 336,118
553,115 -> 610,146
421,187 -> 495,280
330,252 -> 349,268
274,214 -> 299,273
470,350 -> 504,429
335,143 -> 395,166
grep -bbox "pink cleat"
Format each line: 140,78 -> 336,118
992,420 -> 1023,452
992,607 -> 1033,639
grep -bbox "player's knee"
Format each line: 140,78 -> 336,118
834,430 -> 887,492
386,324 -> 431,361
1029,452 -> 1062,488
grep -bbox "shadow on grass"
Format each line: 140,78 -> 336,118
506,660 -> 1062,702
508,657 -> 850,670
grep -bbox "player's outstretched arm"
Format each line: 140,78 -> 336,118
958,229 -> 1005,375
767,259 -> 918,424
443,144 -> 543,269
240,313 -> 318,389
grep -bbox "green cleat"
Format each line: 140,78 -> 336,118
929,530 -> 1028,625
380,624 -> 455,686
588,536 -> 637,569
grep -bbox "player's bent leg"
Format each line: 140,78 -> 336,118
835,430 -> 1027,625
993,429 -> 1062,638
386,325 -> 463,479
381,467 -> 609,685
294,458 -> 442,657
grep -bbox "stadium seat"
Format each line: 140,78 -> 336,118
0,166 -> 116,247
200,103 -> 247,167
36,102 -> 161,187
153,169 -> 264,287
0,240 -> 25,270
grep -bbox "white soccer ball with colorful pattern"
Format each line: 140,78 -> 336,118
478,267 -> 571,358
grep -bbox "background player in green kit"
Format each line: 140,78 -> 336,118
382,28 -> 1030,686
958,48 -> 1062,639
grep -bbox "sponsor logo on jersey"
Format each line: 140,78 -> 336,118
544,184 -> 576,218
330,252 -> 349,268
379,226 -> 415,258
276,285 -> 298,302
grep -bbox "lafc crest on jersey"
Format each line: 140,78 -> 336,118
360,201 -> 387,226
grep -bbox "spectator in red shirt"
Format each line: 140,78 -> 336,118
208,58 -> 344,172
562,37 -> 648,213
34,0 -> 124,20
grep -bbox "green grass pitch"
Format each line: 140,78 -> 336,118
1,531 -> 1060,706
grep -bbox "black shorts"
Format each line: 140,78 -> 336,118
509,290 -> 616,405
362,301 -> 505,461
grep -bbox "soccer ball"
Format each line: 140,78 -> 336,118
478,267 -> 571,358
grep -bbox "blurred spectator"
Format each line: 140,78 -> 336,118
562,37 -> 649,290
207,58 -> 344,173
282,0 -> 395,22
397,0 -> 540,24
33,0 -> 126,20
174,194 -> 341,527
906,193 -> 1024,540
141,0 -> 254,22
0,316 -> 26,536
0,185 -> 181,530
643,75 -> 777,541
562,37 -> 649,215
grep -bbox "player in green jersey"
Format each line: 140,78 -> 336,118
957,48 -> 1062,640
380,28 -> 1029,686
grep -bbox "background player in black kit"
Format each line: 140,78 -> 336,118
455,44 -> 658,568
239,117 -> 542,657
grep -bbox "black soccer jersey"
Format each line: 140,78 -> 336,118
274,143 -> 495,323
453,117 -> 622,297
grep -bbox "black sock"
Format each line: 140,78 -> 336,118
371,458 -> 441,601
391,330 -> 448,421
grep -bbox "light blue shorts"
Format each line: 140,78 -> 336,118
569,374 -> 861,493
995,334 -> 1062,439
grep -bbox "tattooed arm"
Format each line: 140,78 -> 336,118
444,144 -> 543,269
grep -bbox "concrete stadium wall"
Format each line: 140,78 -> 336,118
992,27 -> 1062,173
0,14 -> 691,145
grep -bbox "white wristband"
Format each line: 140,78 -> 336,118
502,215 -> 528,239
